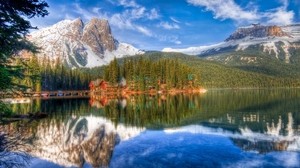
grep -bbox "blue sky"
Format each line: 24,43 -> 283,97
30,0 -> 300,50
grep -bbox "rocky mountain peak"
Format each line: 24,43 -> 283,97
29,18 -> 143,68
67,18 -> 84,40
73,17 -> 84,27
268,26 -> 287,37
82,18 -> 116,55
73,18 -> 84,31
225,24 -> 290,41
163,24 -> 300,63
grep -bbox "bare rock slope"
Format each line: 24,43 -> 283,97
30,18 -> 144,68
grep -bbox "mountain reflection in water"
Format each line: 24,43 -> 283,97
1,116 -> 144,167
1,89 -> 300,167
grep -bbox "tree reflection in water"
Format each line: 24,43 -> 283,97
2,90 -> 300,167
90,94 -> 203,128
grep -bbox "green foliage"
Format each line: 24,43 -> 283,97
103,95 -> 201,128
201,42 -> 300,79
0,66 -> 11,90
80,66 -> 106,80
206,48 -> 300,78
289,42 -> 300,64
9,56 -> 93,91
11,55 -> 41,91
105,58 -> 120,84
0,101 -> 12,118
0,0 -> 48,91
103,57 -> 199,90
40,57 -> 91,91
110,52 -> 300,88
9,89 -> 300,130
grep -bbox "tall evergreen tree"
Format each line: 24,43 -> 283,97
102,58 -> 198,91
0,0 -> 48,91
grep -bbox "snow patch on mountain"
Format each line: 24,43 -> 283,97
29,18 -> 144,68
162,24 -> 300,63
163,42 -> 234,55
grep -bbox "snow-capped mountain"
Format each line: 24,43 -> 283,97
29,18 -> 144,68
163,24 -> 300,64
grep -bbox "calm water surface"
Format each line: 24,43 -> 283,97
1,89 -> 300,168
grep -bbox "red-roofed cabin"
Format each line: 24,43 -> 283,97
99,81 -> 108,90
89,82 -> 95,91
100,97 -> 108,106
90,80 -> 109,91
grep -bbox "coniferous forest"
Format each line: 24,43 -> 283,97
12,56 -> 92,92
11,52 -> 300,92
103,57 -> 200,90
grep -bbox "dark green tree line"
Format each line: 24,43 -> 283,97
40,57 -> 91,91
12,54 -> 41,91
104,57 -> 201,90
10,56 -> 91,91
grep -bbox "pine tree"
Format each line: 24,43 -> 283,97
0,0 -> 48,91
27,54 -> 41,91
102,58 -> 198,91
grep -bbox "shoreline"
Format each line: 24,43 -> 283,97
205,87 -> 300,91
2,87 -> 300,100
91,88 -> 207,96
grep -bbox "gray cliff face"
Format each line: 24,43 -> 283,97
67,18 -> 84,40
226,25 -> 289,41
29,18 -> 142,68
82,18 -> 116,56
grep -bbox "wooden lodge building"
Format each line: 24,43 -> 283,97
89,80 -> 117,93
89,78 -> 207,96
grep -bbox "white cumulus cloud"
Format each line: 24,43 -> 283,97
265,8 -> 294,25
110,13 -> 134,29
186,0 -> 295,25
69,2 -> 161,37
159,22 -> 180,30
117,0 -> 140,8
263,0 -> 294,25
149,9 -> 160,20
187,0 -> 259,21
136,26 -> 153,36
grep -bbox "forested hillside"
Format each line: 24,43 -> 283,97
13,52 -> 300,91
204,46 -> 300,77
103,57 -> 200,90
118,52 -> 300,88
13,56 -> 92,91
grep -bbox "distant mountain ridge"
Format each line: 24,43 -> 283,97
225,24 -> 290,41
163,24 -> 300,64
28,18 -> 144,68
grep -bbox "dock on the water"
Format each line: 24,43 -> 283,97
0,90 -> 90,98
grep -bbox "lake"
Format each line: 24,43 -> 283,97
1,89 -> 300,168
